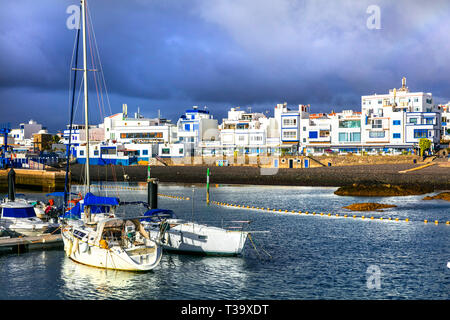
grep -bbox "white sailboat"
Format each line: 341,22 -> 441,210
141,209 -> 249,256
62,217 -> 162,271
61,0 -> 162,271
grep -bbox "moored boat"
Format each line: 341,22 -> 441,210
61,217 -> 162,271
0,199 -> 59,237
141,209 -> 249,256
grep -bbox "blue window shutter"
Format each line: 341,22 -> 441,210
309,131 -> 318,139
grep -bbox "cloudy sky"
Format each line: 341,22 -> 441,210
1,0 -> 450,132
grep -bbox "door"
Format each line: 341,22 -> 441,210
289,159 -> 294,168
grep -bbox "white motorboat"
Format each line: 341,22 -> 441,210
142,209 -> 249,256
0,199 -> 59,237
61,217 -> 162,271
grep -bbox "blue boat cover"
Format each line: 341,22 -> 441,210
83,192 -> 119,206
2,206 -> 37,218
61,202 -> 81,219
141,208 -> 176,222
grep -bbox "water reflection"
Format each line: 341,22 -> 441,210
59,251 -> 249,300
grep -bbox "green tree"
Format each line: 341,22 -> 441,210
419,138 -> 431,157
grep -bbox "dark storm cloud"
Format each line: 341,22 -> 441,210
1,0 -> 450,132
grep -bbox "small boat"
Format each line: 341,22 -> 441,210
61,217 -> 162,271
141,209 -> 249,256
0,199 -> 59,237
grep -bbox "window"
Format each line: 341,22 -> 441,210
426,98 -> 432,104
94,150 -> 99,156
340,132 -> 361,142
79,150 -> 84,156
369,131 -> 385,138
320,130 -> 330,137
414,98 -> 419,103
101,148 -> 116,155
409,118 -> 417,124
339,133 -> 348,142
425,118 -> 434,124
179,148 -> 184,154
238,135 -> 245,141
161,148 -> 170,154
142,150 -> 148,156
283,131 -> 297,139
393,120 -> 401,125
282,118 -> 297,126
184,124 -> 190,131
414,129 -> 428,138
378,100 -> 382,104
309,131 -> 318,139
350,132 -> 361,142
339,120 -> 361,128
372,119 -> 382,129
393,133 -> 401,139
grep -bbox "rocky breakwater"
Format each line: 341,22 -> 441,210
343,203 -> 397,212
334,182 -> 434,197
423,192 -> 450,202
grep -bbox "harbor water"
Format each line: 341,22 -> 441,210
0,182 -> 449,300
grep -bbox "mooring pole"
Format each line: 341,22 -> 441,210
8,168 -> 15,202
148,178 -> 158,209
206,167 -> 210,205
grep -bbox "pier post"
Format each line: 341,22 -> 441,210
206,168 -> 210,205
148,178 -> 158,209
8,168 -> 15,202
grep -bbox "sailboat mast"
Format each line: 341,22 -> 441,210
81,0 -> 90,192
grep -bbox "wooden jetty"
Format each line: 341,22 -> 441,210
0,234 -> 63,254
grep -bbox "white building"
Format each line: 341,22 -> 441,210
441,103 -> 450,141
361,77 -> 441,153
177,106 -> 219,156
10,120 -> 43,147
218,107 -> 271,156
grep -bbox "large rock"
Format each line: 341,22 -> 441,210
423,192 -> 450,202
343,202 -> 397,211
334,183 -> 434,197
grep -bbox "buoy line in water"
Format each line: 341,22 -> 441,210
209,201 -> 450,226
86,185 -> 448,225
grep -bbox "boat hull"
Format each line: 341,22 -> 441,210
148,222 -> 248,256
62,228 -> 162,272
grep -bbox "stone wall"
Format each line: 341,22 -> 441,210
141,154 -> 421,168
0,168 -> 67,191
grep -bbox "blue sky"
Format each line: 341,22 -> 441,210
1,0 -> 450,132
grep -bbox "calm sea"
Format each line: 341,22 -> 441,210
0,183 -> 449,300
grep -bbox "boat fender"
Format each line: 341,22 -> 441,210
71,238 -> 79,255
65,239 -> 73,257
99,239 -> 109,249
79,241 -> 89,253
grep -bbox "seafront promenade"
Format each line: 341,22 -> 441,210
70,160 -> 450,190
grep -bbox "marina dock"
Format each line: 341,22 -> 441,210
0,168 -> 66,192
0,234 -> 63,254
